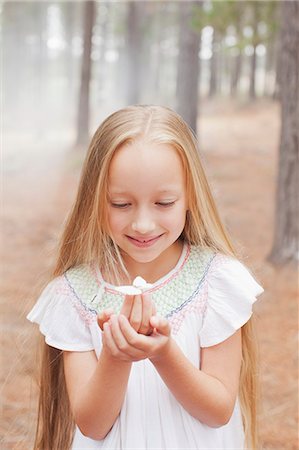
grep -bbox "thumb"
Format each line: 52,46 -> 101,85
97,308 -> 114,331
150,316 -> 171,337
120,295 -> 134,318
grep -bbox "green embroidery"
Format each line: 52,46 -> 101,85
65,246 -> 215,318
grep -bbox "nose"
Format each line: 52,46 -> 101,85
131,209 -> 156,234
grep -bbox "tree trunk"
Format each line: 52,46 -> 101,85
35,3 -> 48,138
263,39 -> 275,97
3,3 -> 27,125
249,2 -> 258,100
76,1 -> 95,147
97,3 -> 111,100
176,1 -> 201,134
249,45 -> 257,99
230,6 -> 243,96
269,1 -> 299,265
125,2 -> 144,105
63,2 -> 77,95
209,29 -> 220,98
152,5 -> 164,96
230,48 -> 242,96
273,27 -> 282,101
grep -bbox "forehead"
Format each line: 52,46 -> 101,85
108,140 -> 185,195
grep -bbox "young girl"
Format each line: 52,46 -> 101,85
27,105 -> 263,450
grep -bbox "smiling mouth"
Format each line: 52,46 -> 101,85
126,235 -> 163,244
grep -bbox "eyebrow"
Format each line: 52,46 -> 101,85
108,187 -> 180,195
156,188 -> 180,194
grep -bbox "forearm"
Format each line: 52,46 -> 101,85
150,339 -> 235,427
74,348 -> 131,440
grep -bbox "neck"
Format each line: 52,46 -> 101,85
122,239 -> 184,284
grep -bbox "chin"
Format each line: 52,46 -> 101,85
123,248 -> 164,264
128,253 -> 160,264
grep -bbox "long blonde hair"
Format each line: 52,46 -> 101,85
34,105 -> 259,449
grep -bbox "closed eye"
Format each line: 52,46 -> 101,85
156,201 -> 175,207
110,203 -> 131,209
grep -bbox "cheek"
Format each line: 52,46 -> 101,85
162,207 -> 187,230
108,210 -> 128,233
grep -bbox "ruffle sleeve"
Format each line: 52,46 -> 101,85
27,277 -> 95,352
199,257 -> 264,347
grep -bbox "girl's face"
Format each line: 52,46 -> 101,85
107,139 -> 188,278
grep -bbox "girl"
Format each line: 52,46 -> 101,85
27,105 -> 263,450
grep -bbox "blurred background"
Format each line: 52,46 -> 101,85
1,1 -> 298,449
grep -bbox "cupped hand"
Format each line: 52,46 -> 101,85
101,314 -> 171,362
97,293 -> 156,336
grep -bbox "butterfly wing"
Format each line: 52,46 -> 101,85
114,285 -> 142,295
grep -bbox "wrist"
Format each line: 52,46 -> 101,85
150,337 -> 174,364
101,347 -> 132,368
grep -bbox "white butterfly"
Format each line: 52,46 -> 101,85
115,276 -> 153,295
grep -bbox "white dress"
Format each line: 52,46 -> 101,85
27,243 -> 264,450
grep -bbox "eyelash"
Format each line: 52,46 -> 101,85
157,202 -> 175,207
111,202 -> 175,209
111,203 -> 130,209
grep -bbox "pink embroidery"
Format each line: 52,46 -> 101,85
168,278 -> 208,335
208,252 -> 229,274
147,245 -> 191,294
55,276 -> 97,325
54,276 -> 71,296
91,262 -> 103,287
167,253 -> 228,335
56,250 -> 228,332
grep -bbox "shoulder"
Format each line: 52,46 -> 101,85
26,264 -> 99,351
205,251 -> 264,295
65,263 -> 100,303
34,263 -> 101,310
198,251 -> 264,347
27,262 -> 101,326
186,244 -> 217,279
186,245 -> 263,294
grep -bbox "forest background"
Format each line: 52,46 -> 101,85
1,1 -> 298,449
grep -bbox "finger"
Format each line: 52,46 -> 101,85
102,321 -> 122,357
150,316 -> 171,337
109,314 -> 132,352
118,315 -> 148,351
129,294 -> 142,331
120,295 -> 134,318
97,308 -> 114,331
110,315 -> 145,360
138,293 -> 152,335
